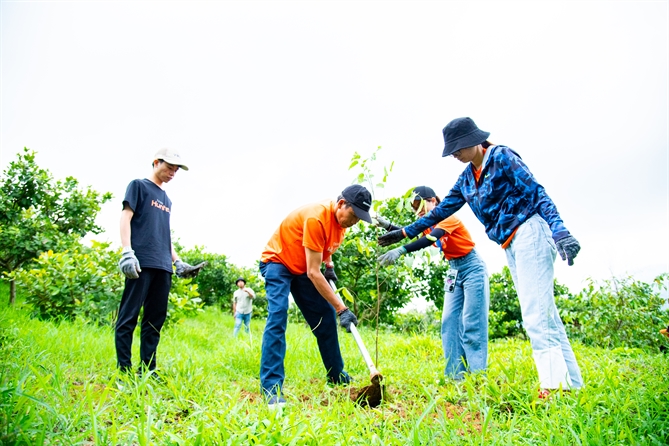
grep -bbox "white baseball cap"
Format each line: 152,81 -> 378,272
154,148 -> 189,171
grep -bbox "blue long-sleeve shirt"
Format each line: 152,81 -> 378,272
404,145 -> 570,245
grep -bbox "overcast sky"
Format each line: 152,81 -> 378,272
1,1 -> 667,297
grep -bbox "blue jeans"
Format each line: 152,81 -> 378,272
259,261 -> 349,397
234,312 -> 251,336
505,214 -> 583,389
441,248 -> 489,379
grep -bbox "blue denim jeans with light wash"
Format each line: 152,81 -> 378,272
259,261 -> 349,398
233,312 -> 251,336
441,248 -> 490,380
505,214 -> 583,389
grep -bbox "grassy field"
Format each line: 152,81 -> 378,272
1,289 -> 668,445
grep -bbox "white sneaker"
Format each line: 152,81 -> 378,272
267,395 -> 287,409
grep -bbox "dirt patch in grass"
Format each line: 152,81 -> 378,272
434,402 -> 482,434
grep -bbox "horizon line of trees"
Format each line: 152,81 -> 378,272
1,147 -> 668,352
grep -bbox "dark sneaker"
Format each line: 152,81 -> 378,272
267,395 -> 287,409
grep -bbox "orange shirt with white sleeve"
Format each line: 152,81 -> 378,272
260,200 -> 346,275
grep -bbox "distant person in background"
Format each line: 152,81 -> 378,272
258,184 -> 371,408
116,148 -> 204,376
376,186 -> 489,381
232,277 -> 255,336
378,117 -> 583,398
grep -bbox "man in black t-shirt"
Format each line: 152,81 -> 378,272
115,148 -> 197,374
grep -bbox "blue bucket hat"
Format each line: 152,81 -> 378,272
442,117 -> 490,157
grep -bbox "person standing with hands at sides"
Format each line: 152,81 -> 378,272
376,186 -> 489,381
116,148 -> 205,377
258,184 -> 372,408
232,277 -> 255,336
379,118 -> 583,398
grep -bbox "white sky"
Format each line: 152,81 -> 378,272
1,1 -> 668,296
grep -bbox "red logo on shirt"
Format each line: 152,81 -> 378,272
151,200 -> 171,213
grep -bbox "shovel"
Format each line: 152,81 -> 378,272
329,280 -> 384,407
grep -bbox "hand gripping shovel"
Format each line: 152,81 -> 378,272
329,280 -> 384,408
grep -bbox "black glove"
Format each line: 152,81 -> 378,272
378,228 -> 406,247
556,236 -> 580,266
324,266 -> 338,283
338,308 -> 358,333
174,260 -> 208,278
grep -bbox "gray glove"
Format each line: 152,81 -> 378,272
324,266 -> 338,283
378,228 -> 406,247
377,246 -> 407,266
338,308 -> 358,333
372,215 -> 393,230
556,235 -> 580,266
174,260 -> 207,278
119,250 -> 141,279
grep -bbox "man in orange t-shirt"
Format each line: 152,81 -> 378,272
259,184 -> 372,408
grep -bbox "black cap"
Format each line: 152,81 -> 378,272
341,184 -> 373,223
235,277 -> 246,285
413,186 -> 436,200
442,117 -> 490,157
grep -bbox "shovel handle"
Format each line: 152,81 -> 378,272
329,280 -> 381,378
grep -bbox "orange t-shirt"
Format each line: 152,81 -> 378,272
260,200 -> 346,275
421,215 -> 475,261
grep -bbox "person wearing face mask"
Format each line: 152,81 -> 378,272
376,186 -> 489,381
378,117 -> 583,398
258,184 -> 372,408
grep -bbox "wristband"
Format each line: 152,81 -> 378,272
122,246 -> 133,253
337,307 -> 348,316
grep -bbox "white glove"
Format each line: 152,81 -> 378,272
371,215 -> 393,230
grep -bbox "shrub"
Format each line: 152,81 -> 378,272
392,309 -> 440,334
166,277 -> 204,326
176,245 -> 267,317
488,266 -> 573,340
558,273 -> 669,352
6,241 -> 123,325
7,240 -> 208,327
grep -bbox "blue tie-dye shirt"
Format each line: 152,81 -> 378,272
404,145 -> 570,245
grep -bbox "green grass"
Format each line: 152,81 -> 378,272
1,286 -> 668,445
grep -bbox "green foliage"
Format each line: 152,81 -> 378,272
334,150 -> 425,326
177,245 -> 267,317
175,245 -> 237,307
409,248 -> 450,312
391,309 -> 441,334
6,240 -> 209,327
6,241 -> 123,325
558,273 -> 669,351
166,278 -> 204,326
487,266 -> 572,340
333,222 -> 415,325
0,148 -> 112,302
488,266 -> 523,339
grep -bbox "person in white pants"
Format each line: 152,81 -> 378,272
378,117 -> 583,397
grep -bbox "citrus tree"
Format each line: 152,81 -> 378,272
0,148 -> 112,304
